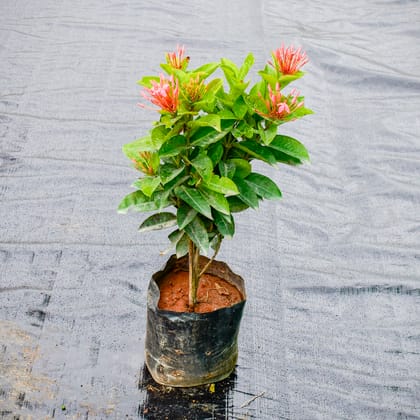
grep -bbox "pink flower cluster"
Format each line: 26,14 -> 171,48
184,75 -> 206,103
270,45 -> 308,75
140,74 -> 179,113
166,45 -> 189,70
257,83 -> 304,120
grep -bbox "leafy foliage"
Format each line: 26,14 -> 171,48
119,45 -> 312,268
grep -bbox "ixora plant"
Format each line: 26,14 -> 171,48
118,45 -> 312,386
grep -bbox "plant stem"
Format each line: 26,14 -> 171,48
222,133 -> 234,161
199,235 -> 222,277
188,239 -> 200,309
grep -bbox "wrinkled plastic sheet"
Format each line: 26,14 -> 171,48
0,0 -> 419,418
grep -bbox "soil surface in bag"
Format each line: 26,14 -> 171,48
158,270 -> 244,313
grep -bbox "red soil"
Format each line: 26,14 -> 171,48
158,270 -> 243,313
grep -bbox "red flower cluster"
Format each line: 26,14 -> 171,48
132,151 -> 157,175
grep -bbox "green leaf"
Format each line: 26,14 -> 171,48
169,229 -> 184,244
245,172 -> 282,199
207,143 -> 224,166
192,79 -> 222,113
232,120 -> 254,139
238,53 -> 255,80
184,216 -> 209,254
220,58 -> 239,88
202,174 -> 239,197
219,58 -> 250,97
138,212 -> 177,232
220,58 -> 239,73
218,109 -> 236,120
132,176 -> 161,197
210,234 -> 222,252
161,114 -> 185,131
117,190 -> 158,213
136,75 -> 160,88
234,178 -> 259,209
258,122 -> 278,146
158,135 -> 187,158
152,190 -> 172,210
269,135 -> 310,161
151,125 -> 170,149
228,158 -> 251,178
158,177 -> 189,213
162,66 -> 190,81
193,62 -> 220,79
289,106 -> 314,119
249,79 -> 266,97
174,186 -> 213,219
258,71 -> 278,89
170,68 -> 189,84
199,188 -> 230,215
258,65 -> 302,89
221,119 -> 236,131
176,233 -> 189,258
232,95 -> 248,119
191,150 -> 213,180
213,210 -> 235,238
233,141 -> 276,164
190,126 -> 228,148
190,114 -> 221,132
203,78 -> 223,95
159,164 -> 185,185
161,170 -> 188,191
218,161 -> 236,179
159,63 -> 175,75
276,72 -> 303,88
166,229 -> 188,257
122,135 -> 155,160
177,204 -> 197,229
227,196 -> 249,213
270,149 -> 302,165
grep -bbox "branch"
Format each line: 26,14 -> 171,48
240,391 -> 265,408
199,235 -> 222,278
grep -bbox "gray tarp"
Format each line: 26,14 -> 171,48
1,0 -> 419,418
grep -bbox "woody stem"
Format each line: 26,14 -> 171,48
188,240 -> 200,309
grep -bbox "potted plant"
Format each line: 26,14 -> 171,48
118,45 -> 312,387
